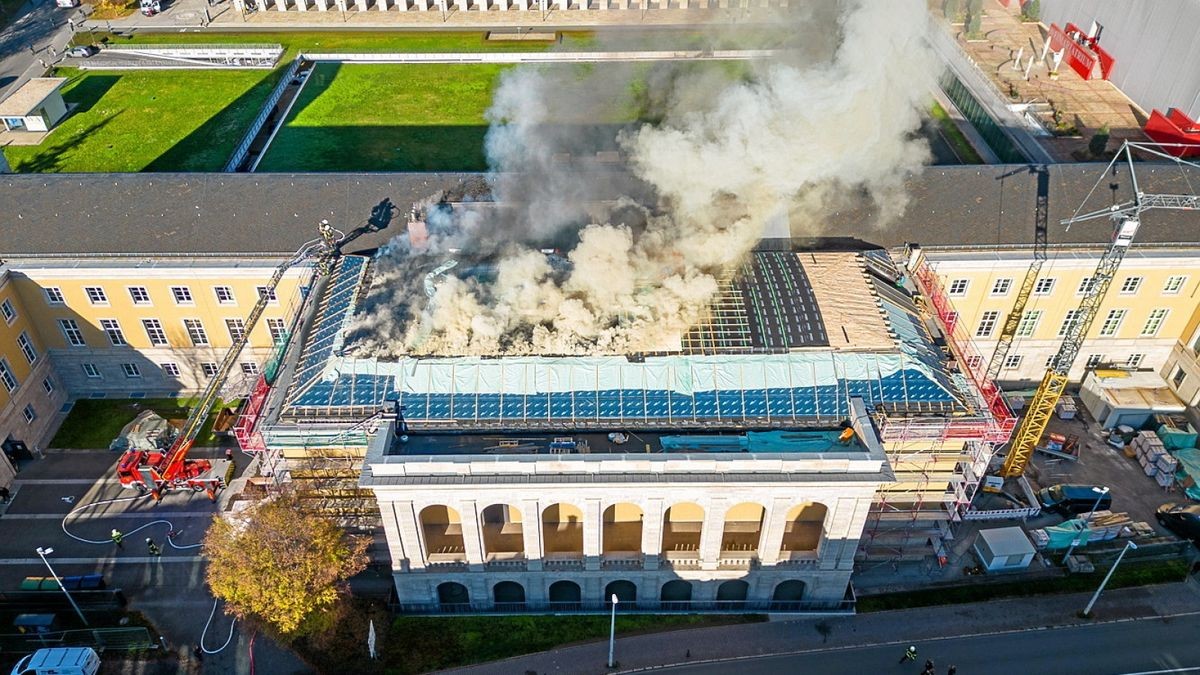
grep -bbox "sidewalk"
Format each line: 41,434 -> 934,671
0,0 -> 80,97
446,578 -> 1200,674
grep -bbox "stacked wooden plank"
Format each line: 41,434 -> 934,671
1087,510 -> 1152,540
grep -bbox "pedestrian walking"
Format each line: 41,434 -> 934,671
925,659 -> 935,671
192,644 -> 204,661
900,645 -> 917,663
110,529 -> 124,548
145,537 -> 161,556
947,667 -> 957,675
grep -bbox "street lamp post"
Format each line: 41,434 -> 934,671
607,594 -> 618,668
1081,540 -> 1137,618
35,547 -> 89,627
1061,486 -> 1110,565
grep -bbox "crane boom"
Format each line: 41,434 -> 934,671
1000,143 -> 1200,477
117,222 -> 341,499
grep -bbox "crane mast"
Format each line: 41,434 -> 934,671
1000,142 -> 1200,477
116,222 -> 341,499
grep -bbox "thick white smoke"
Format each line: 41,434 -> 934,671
349,0 -> 938,357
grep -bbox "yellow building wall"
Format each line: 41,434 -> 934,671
0,271 -> 46,409
0,268 -> 65,453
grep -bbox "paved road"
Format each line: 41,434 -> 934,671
0,0 -> 80,97
650,613 -> 1200,675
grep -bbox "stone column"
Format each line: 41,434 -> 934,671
556,0 -> 566,11
355,0 -> 367,10
393,500 -> 426,571
231,0 -> 246,13
456,0 -> 467,10
584,499 -> 603,571
698,500 -> 726,571
379,501 -> 408,571
477,0 -> 487,10
377,0 -> 387,10
835,497 -> 872,571
819,497 -> 857,571
522,499 -> 544,571
459,501 -> 486,571
616,0 -> 626,11
757,497 -> 791,565
314,0 -> 327,11
517,0 -> 527,9
296,0 -> 307,12
640,499 -> 664,570
274,0 -> 286,12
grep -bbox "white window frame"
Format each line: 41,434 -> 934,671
990,278 -> 1013,296
84,286 -> 108,305
948,279 -> 969,296
142,319 -> 169,347
42,376 -> 55,395
975,311 -> 1000,338
240,362 -> 260,376
1163,275 -> 1188,295
1032,278 -> 1056,296
1015,310 -> 1042,338
1086,354 -> 1105,369
1,298 -> 15,325
1120,276 -> 1143,295
1099,309 -> 1127,337
44,287 -> 64,305
1002,354 -> 1023,370
22,404 -> 36,424
226,318 -> 246,343
1125,354 -> 1145,368
1058,310 -> 1080,338
267,318 -> 287,342
17,331 -> 38,365
201,363 -> 219,379
171,286 -> 194,306
161,363 -> 181,378
0,357 -> 17,393
257,286 -> 278,303
214,286 -> 236,305
128,286 -> 152,305
1076,277 -> 1096,296
99,319 -> 127,346
82,363 -> 102,379
121,363 -> 141,378
184,319 -> 209,346
1141,309 -> 1169,337
59,319 -> 85,347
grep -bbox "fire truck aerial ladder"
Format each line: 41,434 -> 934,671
1000,142 -> 1200,477
116,222 -> 342,500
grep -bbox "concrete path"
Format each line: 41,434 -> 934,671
0,0 -> 81,98
447,577 -> 1200,674
303,47 -> 772,61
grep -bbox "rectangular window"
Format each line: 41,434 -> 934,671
1120,276 -> 1143,295
257,286 -> 278,303
1015,310 -> 1042,338
42,376 -> 54,395
44,287 -> 64,304
171,286 -> 194,305
128,286 -> 151,305
1163,275 -> 1188,295
214,286 -> 236,305
0,358 -> 17,392
121,363 -> 141,378
975,311 -> 1000,338
1125,354 -> 1145,368
226,318 -> 246,343
1033,278 -> 1056,296
1,298 -> 15,324
59,319 -> 85,347
161,362 -> 181,378
184,319 -> 209,346
201,363 -> 219,378
1003,354 -> 1023,370
82,363 -> 101,379
1099,309 -> 1127,337
267,318 -> 287,342
1141,309 -> 1169,337
1174,367 -> 1188,388
22,404 -> 36,424
1058,310 -> 1080,338
1045,355 -> 1056,369
84,286 -> 108,305
17,331 -> 37,364
142,319 -> 169,347
1086,354 -> 1105,369
948,279 -> 969,296
99,319 -> 127,346
966,355 -> 983,371
990,278 -> 1012,296
1077,277 -> 1096,296
240,362 -> 260,376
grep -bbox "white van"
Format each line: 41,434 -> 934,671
9,648 -> 100,675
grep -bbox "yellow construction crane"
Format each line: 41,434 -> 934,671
1001,142 -> 1200,477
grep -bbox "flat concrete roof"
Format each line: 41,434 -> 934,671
0,78 -> 66,117
1,163 -> 1198,257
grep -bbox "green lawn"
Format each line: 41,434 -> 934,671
929,100 -> 984,164
3,67 -> 282,173
49,397 -> 237,449
293,601 -> 763,675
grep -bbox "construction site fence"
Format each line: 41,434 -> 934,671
223,58 -> 301,172
0,627 -> 154,653
1082,538 -> 1197,565
962,506 -> 1041,521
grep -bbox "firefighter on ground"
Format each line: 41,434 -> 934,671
899,646 -> 917,663
110,529 -> 124,548
145,537 -> 161,556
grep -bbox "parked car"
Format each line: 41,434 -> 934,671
10,648 -> 100,675
1037,484 -> 1112,515
65,45 -> 98,58
1156,502 -> 1200,541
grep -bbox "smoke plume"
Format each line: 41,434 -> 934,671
348,0 -> 938,357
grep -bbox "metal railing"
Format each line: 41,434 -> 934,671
223,58 -> 302,173
0,627 -> 153,653
393,598 -> 855,615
